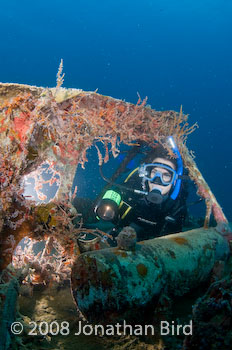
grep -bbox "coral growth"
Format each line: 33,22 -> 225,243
116,226 -> 137,250
12,236 -> 72,288
183,276 -> 232,350
0,81 -> 230,349
0,83 -> 198,270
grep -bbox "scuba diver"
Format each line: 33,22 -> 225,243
72,137 -> 188,250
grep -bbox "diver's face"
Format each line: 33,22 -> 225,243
148,157 -> 176,195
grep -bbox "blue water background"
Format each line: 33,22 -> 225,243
0,0 -> 231,220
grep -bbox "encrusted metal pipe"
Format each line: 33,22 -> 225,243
71,228 -> 230,323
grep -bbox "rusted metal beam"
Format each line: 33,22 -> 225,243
71,227 -> 230,323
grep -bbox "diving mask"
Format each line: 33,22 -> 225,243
138,163 -> 177,186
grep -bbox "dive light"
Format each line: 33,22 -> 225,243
95,190 -> 121,221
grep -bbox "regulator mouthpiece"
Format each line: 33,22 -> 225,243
146,189 -> 164,204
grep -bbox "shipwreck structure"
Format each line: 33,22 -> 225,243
0,78 -> 231,348
72,227 -> 230,323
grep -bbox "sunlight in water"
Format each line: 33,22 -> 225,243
23,161 -> 61,204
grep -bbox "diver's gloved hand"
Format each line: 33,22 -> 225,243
216,222 -> 232,236
116,226 -> 137,251
216,222 -> 232,250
